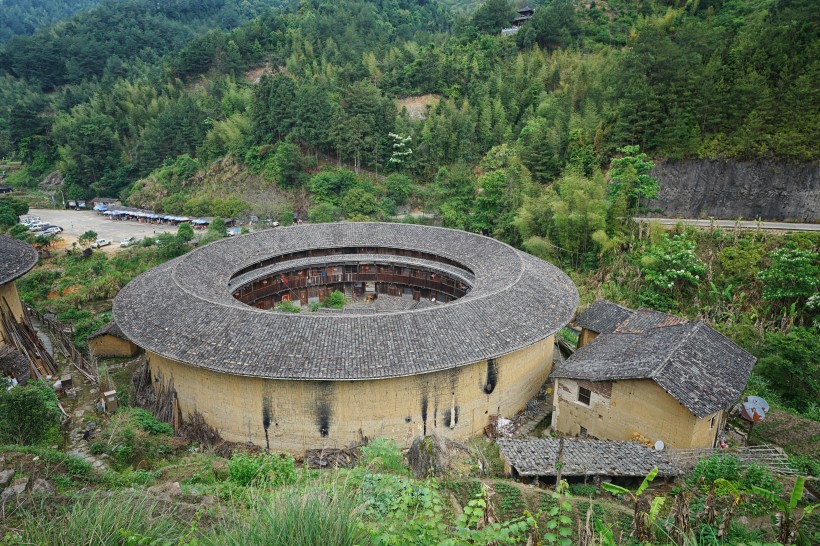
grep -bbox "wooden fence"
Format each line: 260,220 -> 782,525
26,307 -> 98,385
664,444 -> 795,475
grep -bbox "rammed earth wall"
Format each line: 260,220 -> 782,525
648,159 -> 820,222
147,336 -> 554,452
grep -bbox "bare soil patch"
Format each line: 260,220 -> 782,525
396,94 -> 441,120
749,407 -> 820,460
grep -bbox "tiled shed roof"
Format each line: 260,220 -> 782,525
553,303 -> 755,418
0,235 -> 38,286
576,299 -> 633,334
88,320 -> 128,341
0,345 -> 30,383
114,223 -> 578,380
497,438 -> 679,477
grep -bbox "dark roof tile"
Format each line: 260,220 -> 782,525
497,438 -> 679,477
0,235 -> 38,286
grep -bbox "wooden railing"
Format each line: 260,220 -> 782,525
27,307 -> 98,384
237,272 -> 467,306
664,444 -> 795,475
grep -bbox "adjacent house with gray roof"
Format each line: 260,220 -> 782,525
551,302 -> 755,449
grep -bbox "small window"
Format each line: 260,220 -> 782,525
578,387 -> 591,405
710,415 -> 716,429
579,426 -> 588,437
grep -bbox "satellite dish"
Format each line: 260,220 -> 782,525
740,401 -> 766,422
744,396 -> 770,414
654,440 -> 665,452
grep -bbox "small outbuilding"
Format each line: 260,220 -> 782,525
91,197 -> 120,207
88,321 -> 140,358
497,438 -> 679,481
551,302 -> 755,450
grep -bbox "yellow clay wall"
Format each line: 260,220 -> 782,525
551,377 -> 722,449
0,282 -> 25,347
148,336 -> 554,452
89,335 -> 140,358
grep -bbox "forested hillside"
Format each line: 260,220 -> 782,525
1,0 -> 818,510
0,0 -> 102,44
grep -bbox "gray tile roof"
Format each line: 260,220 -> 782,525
88,320 -> 128,341
497,438 -> 679,477
0,345 -> 30,383
0,235 -> 38,286
552,303 -> 756,418
113,223 -> 578,380
576,299 -> 633,334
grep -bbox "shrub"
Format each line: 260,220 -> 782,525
570,483 -> 598,497
323,290 -> 345,309
358,437 -> 406,474
687,454 -> 743,486
0,380 -> 61,445
228,451 -> 297,487
275,300 -> 301,313
132,408 -> 173,435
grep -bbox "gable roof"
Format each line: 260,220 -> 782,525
0,235 -> 38,286
553,302 -> 755,418
88,321 -> 128,341
497,438 -> 679,478
576,299 -> 633,334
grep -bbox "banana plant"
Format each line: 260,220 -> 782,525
602,466 -> 662,542
750,476 -> 818,545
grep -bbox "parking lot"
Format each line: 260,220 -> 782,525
28,208 -> 180,253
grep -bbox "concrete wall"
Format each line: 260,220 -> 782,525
551,377 -> 722,449
148,336 -> 555,452
89,335 -> 140,358
648,159 -> 820,222
0,282 -> 25,348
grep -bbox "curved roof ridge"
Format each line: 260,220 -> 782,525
114,223 -> 578,380
0,235 -> 38,285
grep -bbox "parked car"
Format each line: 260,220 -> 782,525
28,223 -> 47,232
42,227 -> 63,235
91,238 -> 111,248
119,237 -> 136,247
21,216 -> 40,226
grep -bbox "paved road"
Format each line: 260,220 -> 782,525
27,208 -> 180,252
634,217 -> 820,232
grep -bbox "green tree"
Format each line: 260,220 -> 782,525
341,187 -> 381,220
203,216 -> 226,242
269,141 -> 305,188
309,169 -> 357,206
384,173 -> 412,206
757,247 -> 820,308
608,145 -> 659,216
0,380 -> 61,445
639,233 -> 705,310
308,202 -> 340,224
0,196 -> 28,228
176,221 -> 194,243
517,171 -> 610,268
755,327 -> 820,409
78,230 -> 98,246
471,0 -> 514,33
517,0 -> 579,51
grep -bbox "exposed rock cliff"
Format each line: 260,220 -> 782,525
648,159 -> 819,222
